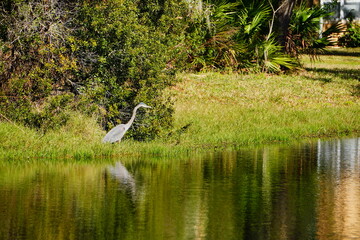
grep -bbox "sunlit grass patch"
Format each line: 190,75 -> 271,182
300,47 -> 360,70
174,70 -> 359,109
0,113 -> 110,160
171,70 -> 360,146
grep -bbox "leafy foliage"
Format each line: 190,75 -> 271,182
0,0 -> 77,131
287,3 -> 341,58
0,0 -> 185,139
235,2 -> 296,72
69,0 -> 184,140
182,0 -> 296,72
338,21 -> 360,47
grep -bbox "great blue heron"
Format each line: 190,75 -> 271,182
102,102 -> 151,143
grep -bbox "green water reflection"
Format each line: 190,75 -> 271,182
0,138 -> 359,240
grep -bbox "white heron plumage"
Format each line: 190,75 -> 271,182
102,102 -> 151,143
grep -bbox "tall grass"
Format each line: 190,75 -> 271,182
0,113 -> 108,160
0,112 -> 198,161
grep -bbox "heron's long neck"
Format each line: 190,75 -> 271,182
127,106 -> 139,126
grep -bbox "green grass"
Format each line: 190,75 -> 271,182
300,47 -> 360,70
0,113 -> 112,161
1,48 -> 360,160
171,71 -> 360,146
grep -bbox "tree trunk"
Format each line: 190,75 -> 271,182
274,0 -> 297,47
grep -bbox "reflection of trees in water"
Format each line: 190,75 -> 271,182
132,146 -> 320,240
316,138 -> 360,240
1,138 -> 360,240
317,138 -> 360,176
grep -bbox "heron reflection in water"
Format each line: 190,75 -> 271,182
107,162 -> 136,197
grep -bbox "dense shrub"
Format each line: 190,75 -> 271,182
0,0 -> 78,131
180,1 -> 296,72
338,22 -> 360,47
287,3 -> 341,58
0,0 -> 186,139
69,0 -> 182,140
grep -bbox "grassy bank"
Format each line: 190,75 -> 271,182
1,48 -> 360,160
172,73 -> 359,145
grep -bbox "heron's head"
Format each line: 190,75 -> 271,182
138,102 -> 152,109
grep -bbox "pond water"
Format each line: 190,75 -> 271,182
0,138 -> 360,240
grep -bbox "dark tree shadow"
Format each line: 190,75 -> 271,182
303,68 -> 360,96
305,68 -> 360,81
301,47 -> 360,95
319,48 -> 360,57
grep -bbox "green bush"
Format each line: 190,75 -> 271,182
177,1 -> 297,73
339,23 -> 360,47
0,0 -> 77,131
288,3 -> 342,58
70,0 -> 187,140
0,0 -> 187,140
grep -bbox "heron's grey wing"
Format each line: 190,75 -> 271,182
102,124 -> 127,143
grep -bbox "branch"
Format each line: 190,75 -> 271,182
266,0 -> 287,41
